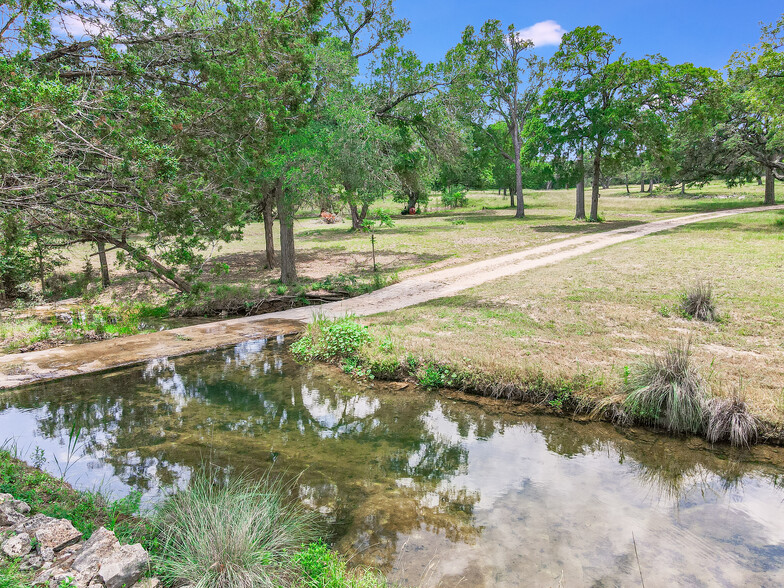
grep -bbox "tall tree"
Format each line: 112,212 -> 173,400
724,15 -> 784,204
449,20 -> 548,218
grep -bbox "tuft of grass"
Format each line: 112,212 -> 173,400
706,389 -> 758,448
624,340 -> 707,434
152,472 -> 321,588
680,280 -> 719,322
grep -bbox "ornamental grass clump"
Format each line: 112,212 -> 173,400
706,389 -> 758,448
624,340 -> 707,435
152,473 -> 321,588
680,280 -> 719,322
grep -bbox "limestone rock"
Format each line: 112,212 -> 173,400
17,513 -> 57,534
1,532 -> 32,559
96,543 -> 149,588
40,546 -> 55,562
71,526 -> 119,578
20,554 -> 44,570
35,518 -> 82,552
0,503 -> 27,527
132,579 -> 162,588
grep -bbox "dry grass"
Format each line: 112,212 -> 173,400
365,209 -> 784,425
624,340 -> 706,434
706,389 -> 758,447
681,280 -> 719,322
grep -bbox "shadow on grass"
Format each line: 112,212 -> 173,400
651,198 -> 769,214
205,249 -> 452,285
664,217 -> 784,235
530,220 -> 645,235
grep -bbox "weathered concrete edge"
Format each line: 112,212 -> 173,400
0,319 -> 306,390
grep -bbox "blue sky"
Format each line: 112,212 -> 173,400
394,0 -> 783,69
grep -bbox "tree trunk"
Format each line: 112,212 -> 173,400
681,182 -> 686,195
575,152 -> 586,220
589,149 -> 602,222
406,193 -> 418,211
625,174 -> 630,194
349,203 -> 369,230
503,187 -> 507,196
276,185 -> 297,284
546,180 -> 553,190
511,126 -> 524,218
97,242 -> 110,287
648,178 -> 654,193
498,188 -> 501,195
509,188 -> 515,208
262,190 -> 276,269
757,175 -> 763,186
640,175 -> 646,193
765,167 -> 776,205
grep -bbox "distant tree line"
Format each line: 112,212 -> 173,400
1,1 -> 781,299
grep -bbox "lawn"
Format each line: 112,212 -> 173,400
363,208 -> 784,425
53,181 -> 774,291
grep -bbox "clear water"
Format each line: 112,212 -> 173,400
1,339 -> 783,587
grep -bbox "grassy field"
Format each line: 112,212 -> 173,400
50,181 -> 775,291
362,207 -> 784,425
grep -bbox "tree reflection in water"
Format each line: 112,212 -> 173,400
1,339 -> 784,586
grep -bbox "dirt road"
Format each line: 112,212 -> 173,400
1,204 -> 781,388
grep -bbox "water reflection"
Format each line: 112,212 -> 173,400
1,340 -> 784,586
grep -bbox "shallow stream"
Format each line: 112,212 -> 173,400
1,339 -> 783,587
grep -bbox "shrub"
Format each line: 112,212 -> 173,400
680,280 -> 719,322
441,186 -> 468,208
293,541 -> 388,588
291,316 -> 371,362
624,340 -> 707,434
706,390 -> 758,447
152,473 -> 321,588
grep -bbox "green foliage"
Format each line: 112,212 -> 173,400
291,316 -> 371,362
416,364 -> 460,389
441,186 -> 469,208
0,561 -> 29,588
293,541 -> 389,588
151,473 -> 321,588
0,450 -> 139,538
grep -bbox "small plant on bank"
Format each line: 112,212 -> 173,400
680,280 -> 719,322
705,387 -> 758,448
624,340 -> 707,435
291,316 -> 371,362
152,473 -> 321,588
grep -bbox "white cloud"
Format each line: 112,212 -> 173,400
516,20 -> 567,47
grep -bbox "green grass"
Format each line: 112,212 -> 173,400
0,449 -> 138,538
0,562 -> 28,588
360,209 -> 784,427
